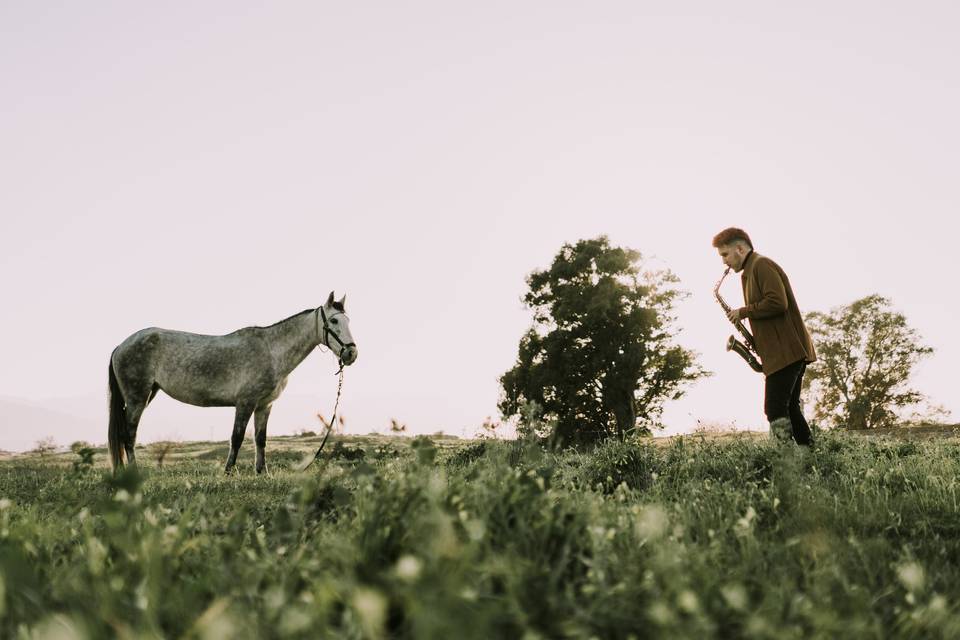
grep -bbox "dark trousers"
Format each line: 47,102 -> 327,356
764,360 -> 813,445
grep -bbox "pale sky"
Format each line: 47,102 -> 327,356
2,2 -> 958,451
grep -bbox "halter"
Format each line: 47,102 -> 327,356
317,307 -> 356,372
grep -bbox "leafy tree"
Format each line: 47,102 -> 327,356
499,236 -> 708,444
802,294 -> 938,429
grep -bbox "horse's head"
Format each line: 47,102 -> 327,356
319,291 -> 358,366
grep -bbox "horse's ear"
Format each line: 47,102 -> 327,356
338,294 -> 347,310
326,291 -> 335,307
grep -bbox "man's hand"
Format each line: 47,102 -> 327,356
727,308 -> 743,322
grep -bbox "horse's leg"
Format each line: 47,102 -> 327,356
122,383 -> 161,468
254,404 -> 272,474
225,404 -> 254,473
123,396 -> 149,468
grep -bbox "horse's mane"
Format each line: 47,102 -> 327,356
256,302 -> 344,330
257,309 -> 314,329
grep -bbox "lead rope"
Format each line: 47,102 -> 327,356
299,366 -> 344,471
299,307 -> 350,471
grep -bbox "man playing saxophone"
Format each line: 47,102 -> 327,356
712,227 -> 817,446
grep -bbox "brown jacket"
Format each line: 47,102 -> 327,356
738,252 -> 816,376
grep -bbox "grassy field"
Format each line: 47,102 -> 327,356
2,429 -> 960,639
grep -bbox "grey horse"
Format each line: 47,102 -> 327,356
107,292 -> 357,473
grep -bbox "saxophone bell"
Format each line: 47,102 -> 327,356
727,335 -> 764,373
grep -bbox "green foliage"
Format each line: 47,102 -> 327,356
70,442 -> 97,474
500,236 -> 708,445
445,441 -> 487,468
410,436 -> 438,466
804,295 -> 938,429
574,437 -> 661,493
3,432 -> 960,638
329,441 -> 367,462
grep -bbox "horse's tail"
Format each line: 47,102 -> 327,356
108,356 -> 127,471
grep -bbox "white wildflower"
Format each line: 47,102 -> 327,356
722,583 -> 748,610
635,504 -> 669,540
734,506 -> 757,536
395,555 -> 422,582
897,561 -> 925,593
677,590 -> 699,614
352,588 -> 387,639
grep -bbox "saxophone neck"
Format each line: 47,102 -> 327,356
714,267 -> 731,294
714,268 -> 732,311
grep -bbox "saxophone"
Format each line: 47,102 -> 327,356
714,268 -> 764,373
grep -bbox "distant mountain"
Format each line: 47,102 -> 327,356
0,392 -> 341,453
0,397 -> 101,452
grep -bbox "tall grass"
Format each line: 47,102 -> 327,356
1,431 -> 959,638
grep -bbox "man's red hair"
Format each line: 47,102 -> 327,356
712,227 -> 753,249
